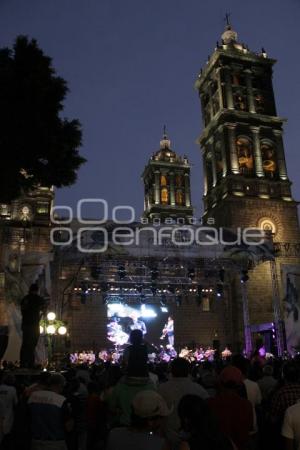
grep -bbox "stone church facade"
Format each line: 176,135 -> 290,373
1,24 -> 299,358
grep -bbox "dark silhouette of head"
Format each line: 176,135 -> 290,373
282,361 -> 300,383
171,357 -> 190,377
231,353 -> 249,377
130,329 -> 143,345
29,283 -> 39,294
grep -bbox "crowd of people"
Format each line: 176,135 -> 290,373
0,329 -> 300,450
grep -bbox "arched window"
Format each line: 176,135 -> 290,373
233,91 -> 247,111
261,141 -> 277,178
236,136 -> 254,176
176,190 -> 183,205
160,175 -> 167,186
161,188 -> 169,204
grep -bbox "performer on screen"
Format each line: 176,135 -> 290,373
160,316 -> 174,347
128,310 -> 147,336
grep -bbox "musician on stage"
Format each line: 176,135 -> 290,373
160,316 -> 174,347
128,310 -> 147,336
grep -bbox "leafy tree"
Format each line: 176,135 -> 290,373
0,36 -> 85,203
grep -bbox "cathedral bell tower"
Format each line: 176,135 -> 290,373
195,23 -> 299,243
142,129 -> 193,222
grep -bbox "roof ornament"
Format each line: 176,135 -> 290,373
221,12 -> 238,44
160,125 -> 171,150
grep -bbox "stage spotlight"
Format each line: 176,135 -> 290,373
187,267 -> 195,280
219,268 -> 225,283
240,270 -> 249,283
117,265 -> 126,280
80,282 -> 89,294
161,306 -> 169,312
216,283 -> 223,298
150,267 -> 159,280
160,294 -> 167,306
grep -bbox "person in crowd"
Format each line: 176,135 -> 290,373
158,357 -> 209,447
23,371 -> 51,399
207,366 -> 253,450
64,376 -> 88,450
86,382 -> 107,450
28,373 -> 73,450
232,354 -> 262,436
106,390 -> 171,450
0,397 -> 5,445
178,394 -> 234,450
257,364 -> 277,401
281,399 -> 300,450
270,360 -> 300,427
108,332 -> 156,426
20,284 -> 46,368
0,373 -> 18,448
122,329 -> 149,377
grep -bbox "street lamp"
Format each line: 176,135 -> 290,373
40,314 -> 68,367
58,326 -> 67,336
47,312 -> 56,321
46,325 -> 56,335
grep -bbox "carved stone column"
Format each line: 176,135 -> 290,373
154,171 -> 160,204
217,126 -> 227,177
223,66 -> 234,110
251,126 -> 264,177
170,172 -> 175,206
226,124 -> 239,174
209,139 -> 217,187
244,69 -> 256,113
216,67 -> 224,110
273,129 -> 288,180
184,173 -> 191,207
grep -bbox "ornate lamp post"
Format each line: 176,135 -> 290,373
40,312 -> 68,367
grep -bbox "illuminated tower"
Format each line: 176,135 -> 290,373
195,22 -> 300,354
142,129 -> 193,222
195,23 -> 299,244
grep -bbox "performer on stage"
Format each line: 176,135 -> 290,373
128,311 -> 147,336
160,316 -> 174,347
107,318 -> 129,346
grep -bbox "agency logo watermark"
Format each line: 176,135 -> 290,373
50,199 -> 265,253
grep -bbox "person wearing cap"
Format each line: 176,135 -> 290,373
207,366 -> 253,450
106,390 -> 171,450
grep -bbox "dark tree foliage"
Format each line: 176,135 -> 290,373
0,36 -> 85,202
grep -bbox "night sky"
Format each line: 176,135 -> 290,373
2,0 -> 300,220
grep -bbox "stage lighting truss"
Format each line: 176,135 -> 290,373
68,257 -> 236,306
